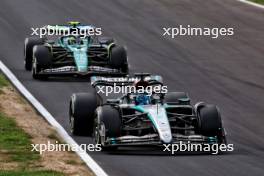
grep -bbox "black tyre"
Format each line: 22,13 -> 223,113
69,93 -> 99,136
197,104 -> 222,137
95,105 -> 121,151
109,45 -> 128,74
32,45 -> 52,79
99,105 -> 121,137
164,92 -> 190,105
24,38 -> 44,70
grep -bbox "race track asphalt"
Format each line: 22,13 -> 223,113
0,0 -> 264,175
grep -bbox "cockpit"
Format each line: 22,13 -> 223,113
60,35 -> 91,46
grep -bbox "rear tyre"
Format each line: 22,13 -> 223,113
24,38 -> 44,70
32,45 -> 52,79
197,104 -> 226,143
96,105 -> 121,151
109,45 -> 128,74
69,93 -> 99,136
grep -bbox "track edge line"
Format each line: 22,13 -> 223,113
237,0 -> 264,9
0,60 -> 108,176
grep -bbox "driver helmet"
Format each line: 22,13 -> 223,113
134,80 -> 150,105
135,93 -> 150,105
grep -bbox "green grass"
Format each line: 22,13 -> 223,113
0,113 -> 39,165
0,113 -> 64,175
0,170 -> 63,176
0,75 -> 64,175
0,74 -> 9,88
250,0 -> 264,4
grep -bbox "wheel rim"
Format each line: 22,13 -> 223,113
94,127 -> 100,144
32,58 -> 37,76
94,119 -> 100,144
24,47 -> 26,67
70,115 -> 74,134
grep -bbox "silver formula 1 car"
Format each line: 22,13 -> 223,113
69,73 -> 226,150
24,22 -> 128,79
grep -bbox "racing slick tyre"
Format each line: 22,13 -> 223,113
69,93 -> 99,136
32,45 -> 52,79
109,45 -> 129,74
95,105 -> 121,151
24,37 -> 44,71
197,104 -> 226,143
164,92 -> 190,105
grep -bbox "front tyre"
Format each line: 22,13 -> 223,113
95,105 -> 121,151
24,38 -> 44,70
197,104 -> 226,143
109,45 -> 129,74
32,45 -> 52,79
69,93 -> 99,136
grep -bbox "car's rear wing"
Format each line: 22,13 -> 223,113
91,73 -> 163,88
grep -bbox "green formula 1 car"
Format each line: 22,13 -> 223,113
24,22 -> 128,79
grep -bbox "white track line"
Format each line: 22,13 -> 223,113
0,60 -> 108,176
237,0 -> 264,9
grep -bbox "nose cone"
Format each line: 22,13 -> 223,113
161,132 -> 172,143
158,121 -> 173,143
72,47 -> 88,72
144,105 -> 173,144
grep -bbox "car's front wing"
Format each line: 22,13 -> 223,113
104,134 -> 219,146
38,66 -> 127,77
